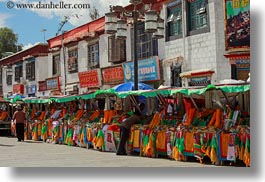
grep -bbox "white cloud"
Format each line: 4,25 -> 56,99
22,42 -> 40,50
9,0 -> 130,27
0,13 -> 11,27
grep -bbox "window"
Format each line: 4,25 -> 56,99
131,22 -> 158,60
68,48 -> 78,73
6,75 -> 12,85
188,0 -> 208,33
171,64 -> 182,87
166,1 -> 182,40
26,61 -> 35,81
15,65 -> 23,82
52,54 -> 60,76
108,36 -> 126,63
88,42 -> 100,69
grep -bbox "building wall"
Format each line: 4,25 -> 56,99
162,0 -> 230,86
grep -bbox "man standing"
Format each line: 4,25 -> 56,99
116,103 -> 145,155
13,105 -> 26,142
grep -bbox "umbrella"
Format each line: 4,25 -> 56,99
112,82 -> 154,92
8,94 -> 25,99
8,94 -> 25,103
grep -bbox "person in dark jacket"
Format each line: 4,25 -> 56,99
116,103 -> 145,155
13,104 -> 26,142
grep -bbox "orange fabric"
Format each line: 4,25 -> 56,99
37,123 -> 42,137
184,132 -> 194,153
38,111 -> 46,121
208,112 -> 216,126
184,108 -> 196,126
220,133 -> 230,158
89,110 -> 100,121
149,113 -> 162,129
0,112 -> 7,120
59,125 -> 63,139
214,109 -> 223,128
31,108 -> 37,119
73,110 -> 84,122
156,131 -> 166,151
87,128 -> 93,142
48,118 -> 52,137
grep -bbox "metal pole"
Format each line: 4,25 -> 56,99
133,8 -> 138,90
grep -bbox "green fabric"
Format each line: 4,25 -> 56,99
210,136 -> 217,149
41,125 -> 47,135
245,137 -> 250,151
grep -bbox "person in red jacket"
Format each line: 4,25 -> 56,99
12,105 -> 26,142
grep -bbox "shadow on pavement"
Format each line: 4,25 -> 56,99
0,144 -> 15,147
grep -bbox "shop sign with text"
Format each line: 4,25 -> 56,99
78,69 -> 101,88
101,65 -> 124,85
122,56 -> 160,82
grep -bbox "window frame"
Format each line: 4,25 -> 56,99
166,1 -> 183,41
15,64 -> 23,82
131,22 -> 158,61
52,54 -> 61,76
68,48 -> 78,73
108,35 -> 126,63
6,75 -> 12,85
187,0 -> 210,36
88,42 -> 100,69
26,61 -> 35,81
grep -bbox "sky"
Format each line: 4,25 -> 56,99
0,0 -> 129,49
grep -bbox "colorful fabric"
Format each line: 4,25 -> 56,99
156,131 -> 167,156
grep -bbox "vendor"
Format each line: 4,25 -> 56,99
116,103 -> 145,156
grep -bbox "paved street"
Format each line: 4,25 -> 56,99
0,136 -> 217,167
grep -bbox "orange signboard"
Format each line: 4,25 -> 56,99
102,65 -> 124,85
78,69 -> 101,88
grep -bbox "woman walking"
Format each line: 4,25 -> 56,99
12,105 -> 26,142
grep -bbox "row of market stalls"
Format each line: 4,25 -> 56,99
7,82 -> 250,166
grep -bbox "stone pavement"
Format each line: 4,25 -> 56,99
0,136 -> 217,167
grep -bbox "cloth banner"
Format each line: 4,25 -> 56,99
104,130 -> 116,152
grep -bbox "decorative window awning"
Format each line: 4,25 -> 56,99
162,56 -> 183,67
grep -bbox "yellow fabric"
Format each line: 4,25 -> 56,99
156,131 -> 166,151
244,145 -> 250,167
210,146 -> 218,163
96,137 -> 104,148
133,130 -> 140,149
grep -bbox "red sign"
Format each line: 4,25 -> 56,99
13,84 -> 24,95
101,65 -> 124,85
78,69 -> 101,88
38,81 -> 47,91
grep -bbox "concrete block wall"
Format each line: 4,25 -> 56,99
163,0 -> 230,85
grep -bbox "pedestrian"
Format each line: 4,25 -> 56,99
116,102 -> 145,155
12,104 -> 26,142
